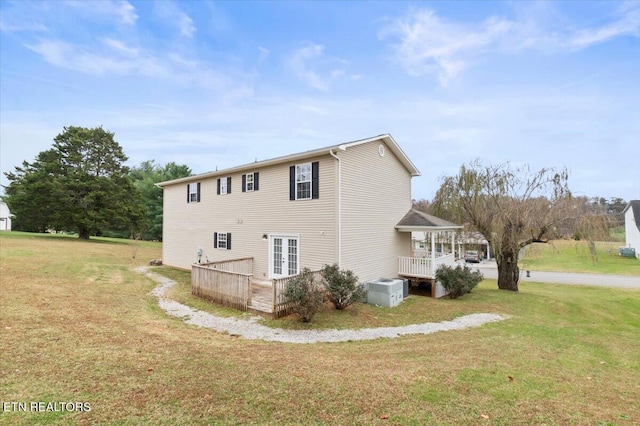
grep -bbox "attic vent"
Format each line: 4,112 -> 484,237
379,144 -> 385,157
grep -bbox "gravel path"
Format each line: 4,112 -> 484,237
138,267 -> 507,344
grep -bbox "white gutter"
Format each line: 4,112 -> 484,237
329,148 -> 343,267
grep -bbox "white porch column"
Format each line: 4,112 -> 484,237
451,231 -> 455,257
431,231 -> 436,266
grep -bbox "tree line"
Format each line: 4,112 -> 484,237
2,126 -> 191,241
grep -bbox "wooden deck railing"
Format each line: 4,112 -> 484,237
191,258 -> 254,311
398,253 -> 456,278
272,270 -> 323,319
199,257 -> 253,274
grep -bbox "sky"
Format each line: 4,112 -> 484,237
1,0 -> 639,202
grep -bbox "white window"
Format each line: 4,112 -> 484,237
216,233 -> 227,249
296,163 -> 311,200
246,173 -> 254,192
188,183 -> 200,203
220,178 -> 228,194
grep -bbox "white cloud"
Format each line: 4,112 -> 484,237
65,0 -> 138,26
153,1 -> 196,38
286,43 -> 347,91
22,37 -> 251,96
381,3 -> 640,85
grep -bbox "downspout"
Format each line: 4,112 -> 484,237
329,149 -> 342,267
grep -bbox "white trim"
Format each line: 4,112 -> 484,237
245,172 -> 255,192
216,232 -> 228,249
329,149 -> 341,267
268,234 -> 300,279
188,183 -> 199,203
295,163 -> 312,200
219,178 -> 228,195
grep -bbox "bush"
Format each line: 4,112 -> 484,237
435,264 -> 483,299
283,268 -> 326,322
321,264 -> 365,310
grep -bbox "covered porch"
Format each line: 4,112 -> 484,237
395,209 -> 463,296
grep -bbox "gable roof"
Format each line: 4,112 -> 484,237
623,200 -> 640,232
156,134 -> 420,187
395,209 -> 462,232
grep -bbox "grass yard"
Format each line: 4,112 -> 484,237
520,240 -> 640,275
1,232 -> 639,425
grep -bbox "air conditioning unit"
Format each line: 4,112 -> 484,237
366,278 -> 404,308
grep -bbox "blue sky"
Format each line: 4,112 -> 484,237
1,0 -> 639,201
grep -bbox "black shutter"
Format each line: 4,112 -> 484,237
242,174 -> 246,192
311,161 -> 319,199
227,177 -> 232,194
196,182 -> 201,202
214,232 -> 218,248
187,184 -> 190,203
289,166 -> 295,200
226,233 -> 231,250
254,172 -> 259,191
217,179 -> 221,195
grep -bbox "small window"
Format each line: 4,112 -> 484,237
217,233 -> 227,249
188,182 -> 200,203
246,173 -> 254,191
217,177 -> 231,195
214,232 -> 231,250
289,162 -> 318,200
296,163 -> 311,200
242,172 -> 259,192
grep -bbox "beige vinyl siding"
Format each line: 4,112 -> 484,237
162,155 -> 337,278
339,141 -> 412,283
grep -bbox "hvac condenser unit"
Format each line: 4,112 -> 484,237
366,278 -> 404,308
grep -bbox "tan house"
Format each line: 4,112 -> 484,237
157,134 -> 461,314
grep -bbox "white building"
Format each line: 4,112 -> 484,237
622,200 -> 640,259
0,201 -> 13,231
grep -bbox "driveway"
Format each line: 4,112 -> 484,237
463,260 -> 640,289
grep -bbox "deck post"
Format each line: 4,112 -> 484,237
431,232 -> 436,274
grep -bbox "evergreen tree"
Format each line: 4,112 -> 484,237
4,126 -> 145,239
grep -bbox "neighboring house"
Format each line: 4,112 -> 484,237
623,200 -> 640,259
412,230 -> 491,260
158,134 -> 461,312
457,231 -> 491,260
0,201 -> 13,231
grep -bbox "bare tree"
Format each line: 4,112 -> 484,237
431,161 -> 572,291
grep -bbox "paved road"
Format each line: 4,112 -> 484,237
463,260 -> 640,289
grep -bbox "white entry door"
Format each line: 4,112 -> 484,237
270,235 -> 299,279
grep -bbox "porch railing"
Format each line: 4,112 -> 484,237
272,270 -> 323,319
199,257 -> 253,274
191,258 -> 254,311
398,253 -> 456,278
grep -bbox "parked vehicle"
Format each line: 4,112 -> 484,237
464,250 -> 481,263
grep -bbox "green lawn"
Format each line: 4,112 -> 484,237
520,240 -> 640,275
1,231 -> 639,425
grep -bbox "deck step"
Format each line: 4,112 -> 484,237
250,300 -> 273,313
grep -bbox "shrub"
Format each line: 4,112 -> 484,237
283,267 -> 326,322
321,264 -> 365,310
435,264 -> 483,299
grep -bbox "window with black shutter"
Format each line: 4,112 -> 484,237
188,182 -> 201,203
217,177 -> 231,195
214,232 -> 232,250
243,172 -> 259,192
290,162 -> 318,200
